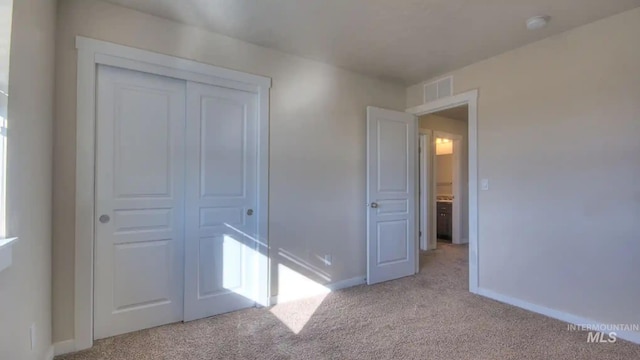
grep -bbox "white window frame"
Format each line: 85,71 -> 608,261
0,90 -> 17,273
0,101 -> 7,237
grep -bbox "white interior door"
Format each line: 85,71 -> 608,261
94,65 -> 186,339
183,81 -> 259,322
366,107 -> 417,285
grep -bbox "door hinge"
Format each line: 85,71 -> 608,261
419,231 -> 422,237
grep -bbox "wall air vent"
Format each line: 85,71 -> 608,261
423,76 -> 453,103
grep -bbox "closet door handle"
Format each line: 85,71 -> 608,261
247,209 -> 254,216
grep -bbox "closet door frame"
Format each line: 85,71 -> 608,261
74,36 -> 271,352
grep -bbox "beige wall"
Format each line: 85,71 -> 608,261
436,154 -> 453,195
420,114 -> 469,243
409,8 -> 640,329
420,114 -> 468,137
53,0 -> 405,342
0,0 -> 56,359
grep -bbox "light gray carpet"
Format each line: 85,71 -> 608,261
58,244 -> 640,359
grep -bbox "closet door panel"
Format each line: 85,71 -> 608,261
94,65 -> 186,339
184,81 -> 259,321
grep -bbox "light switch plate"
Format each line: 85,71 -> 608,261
481,179 -> 489,191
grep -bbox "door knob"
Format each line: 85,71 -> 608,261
247,209 -> 254,216
99,214 -> 110,224
370,202 -> 379,208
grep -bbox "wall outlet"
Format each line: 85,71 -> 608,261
323,254 -> 332,266
29,323 -> 36,351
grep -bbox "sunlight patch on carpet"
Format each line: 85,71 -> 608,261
270,263 -> 330,333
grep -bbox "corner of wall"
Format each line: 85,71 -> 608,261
53,339 -> 77,357
44,345 -> 55,360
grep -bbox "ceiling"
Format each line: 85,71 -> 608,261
103,0 -> 640,84
434,105 -> 468,122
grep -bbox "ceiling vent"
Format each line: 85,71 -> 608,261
423,76 -> 453,103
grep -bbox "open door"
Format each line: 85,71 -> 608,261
366,107 -> 417,285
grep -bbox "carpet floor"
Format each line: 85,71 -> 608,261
57,244 -> 640,359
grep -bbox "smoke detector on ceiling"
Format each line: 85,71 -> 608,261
526,15 -> 550,30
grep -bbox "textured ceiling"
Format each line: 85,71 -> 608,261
103,0 -> 640,84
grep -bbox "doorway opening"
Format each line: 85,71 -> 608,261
405,89 -> 478,293
418,105 -> 469,283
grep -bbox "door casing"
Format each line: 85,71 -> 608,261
74,36 -> 271,352
418,129 -> 432,251
406,90 -> 479,294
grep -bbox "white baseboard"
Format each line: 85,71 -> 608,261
326,276 -> 366,291
452,238 -> 468,245
269,276 -> 366,305
44,345 -> 54,360
53,339 -> 76,356
477,287 -> 640,345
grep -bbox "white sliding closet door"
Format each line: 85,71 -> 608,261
94,65 -> 263,337
94,65 -> 186,339
183,82 -> 260,322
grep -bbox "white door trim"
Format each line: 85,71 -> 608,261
74,36 -> 271,352
433,130 -> 463,246
418,129 -> 432,251
406,89 -> 479,293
